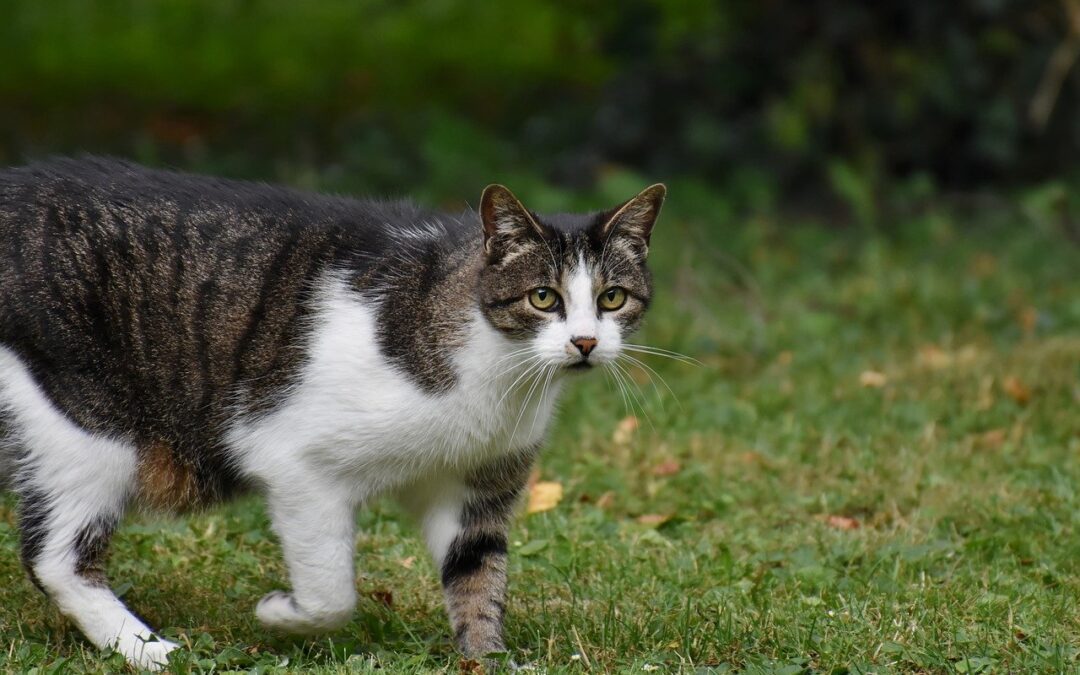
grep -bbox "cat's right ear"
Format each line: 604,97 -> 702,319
480,184 -> 547,261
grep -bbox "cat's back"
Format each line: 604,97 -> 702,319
0,156 -> 437,329
0,158 -> 450,470
0,156 -> 429,254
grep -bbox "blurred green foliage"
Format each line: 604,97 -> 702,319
2,0 -> 1080,209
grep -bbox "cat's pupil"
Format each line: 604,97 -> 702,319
606,289 -> 616,300
538,289 -> 548,300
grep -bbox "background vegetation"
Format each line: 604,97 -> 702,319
6,0 -> 1080,209
0,1 -> 1078,673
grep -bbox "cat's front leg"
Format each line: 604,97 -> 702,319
257,480 -> 358,633
406,453 -> 533,660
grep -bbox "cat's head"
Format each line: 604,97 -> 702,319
477,183 -> 665,370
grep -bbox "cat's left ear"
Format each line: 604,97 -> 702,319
598,183 -> 667,252
480,184 -> 548,261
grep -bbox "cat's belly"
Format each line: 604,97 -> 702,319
226,286 -> 562,499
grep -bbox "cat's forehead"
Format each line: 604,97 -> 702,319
478,208 -> 652,304
528,213 -> 618,266
548,221 -> 641,279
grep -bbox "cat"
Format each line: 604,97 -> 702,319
0,157 -> 665,670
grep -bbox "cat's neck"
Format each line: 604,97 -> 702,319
450,309 -> 566,449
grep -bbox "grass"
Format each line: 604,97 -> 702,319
1,194 -> 1078,674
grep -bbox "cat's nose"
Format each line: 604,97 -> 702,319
571,336 -> 598,357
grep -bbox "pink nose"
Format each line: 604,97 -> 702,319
571,337 -> 598,357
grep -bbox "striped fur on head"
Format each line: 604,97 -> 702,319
477,183 -> 665,366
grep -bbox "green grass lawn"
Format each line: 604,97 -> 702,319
1,203 -> 1078,673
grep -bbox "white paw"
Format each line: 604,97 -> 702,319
256,590 -> 353,634
123,637 -> 178,672
256,590 -> 305,631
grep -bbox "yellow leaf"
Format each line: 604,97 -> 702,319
917,345 -> 952,370
637,513 -> 672,527
612,415 -> 639,445
527,481 -> 564,514
859,370 -> 887,388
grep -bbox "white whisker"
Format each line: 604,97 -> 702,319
494,356 -> 546,409
509,363 -> 548,445
483,349 -> 541,385
605,363 -> 633,419
610,360 -> 655,432
621,344 -> 702,366
618,353 -> 682,412
528,364 -> 558,438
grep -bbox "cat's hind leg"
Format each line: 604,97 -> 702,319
1,350 -> 176,670
18,455 -> 180,671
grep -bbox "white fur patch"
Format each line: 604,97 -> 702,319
227,274 -> 563,501
0,347 -> 176,670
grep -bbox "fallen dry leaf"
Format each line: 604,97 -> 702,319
976,428 -> 1007,450
859,370 -> 887,388
398,556 -> 416,569
612,415 -> 639,445
596,491 -> 616,509
637,513 -> 672,526
918,345 -> 952,370
739,451 -> 764,465
824,515 -> 861,530
458,658 -> 483,674
527,481 -> 564,514
1002,376 -> 1031,405
651,459 -> 682,477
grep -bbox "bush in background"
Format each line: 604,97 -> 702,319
2,0 -> 1078,210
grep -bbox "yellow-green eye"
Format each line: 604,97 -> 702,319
528,287 -> 559,311
598,287 -> 627,311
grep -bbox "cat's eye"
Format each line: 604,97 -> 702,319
598,287 -> 627,311
528,287 -> 560,311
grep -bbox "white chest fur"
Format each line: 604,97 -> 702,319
226,277 -> 563,501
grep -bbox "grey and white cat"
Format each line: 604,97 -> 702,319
0,157 -> 665,669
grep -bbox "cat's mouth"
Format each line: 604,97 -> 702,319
567,361 -> 593,371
